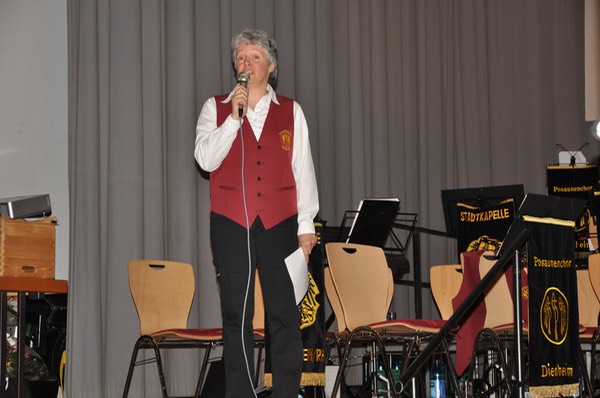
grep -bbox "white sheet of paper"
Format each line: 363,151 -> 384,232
285,247 -> 309,304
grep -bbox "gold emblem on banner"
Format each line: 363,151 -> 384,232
300,272 -> 320,330
540,287 -> 569,345
279,130 -> 292,151
522,285 -> 529,301
466,235 -> 502,252
574,208 -> 590,233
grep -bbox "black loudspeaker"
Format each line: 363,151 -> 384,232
25,293 -> 67,379
200,360 -> 225,398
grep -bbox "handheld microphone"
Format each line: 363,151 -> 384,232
237,72 -> 249,118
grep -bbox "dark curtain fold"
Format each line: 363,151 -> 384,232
66,0 -> 593,396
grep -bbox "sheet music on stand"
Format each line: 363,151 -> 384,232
345,197 -> 400,247
336,197 -> 417,255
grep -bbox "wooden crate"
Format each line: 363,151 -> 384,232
0,217 -> 55,279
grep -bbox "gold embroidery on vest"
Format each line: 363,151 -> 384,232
279,130 -> 292,151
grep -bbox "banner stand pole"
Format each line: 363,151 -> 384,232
513,249 -> 525,398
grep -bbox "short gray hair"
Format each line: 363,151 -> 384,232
231,29 -> 278,86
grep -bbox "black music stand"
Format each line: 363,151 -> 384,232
346,198 -> 400,247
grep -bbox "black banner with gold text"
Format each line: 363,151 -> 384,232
526,219 -> 580,397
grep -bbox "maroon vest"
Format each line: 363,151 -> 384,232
210,94 -> 297,230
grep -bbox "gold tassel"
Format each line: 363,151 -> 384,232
529,383 -> 579,397
263,372 -> 326,388
301,372 -> 326,386
264,373 -> 273,388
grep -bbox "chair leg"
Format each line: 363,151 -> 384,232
395,338 -> 420,397
324,335 -> 344,397
368,330 -> 399,398
590,329 -> 600,397
123,338 -> 220,398
122,336 -> 168,398
578,342 -> 593,398
332,327 -> 400,398
122,338 -> 143,398
193,346 -> 213,398
331,336 -> 352,398
255,344 -> 264,387
441,338 -> 460,396
147,337 -> 169,398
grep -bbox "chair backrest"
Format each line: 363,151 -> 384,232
253,269 -> 265,330
325,242 -> 393,331
478,251 -> 514,328
577,267 -> 600,328
430,264 -> 463,320
324,266 -> 347,332
128,260 -> 195,335
588,253 -> 600,304
589,217 -> 598,257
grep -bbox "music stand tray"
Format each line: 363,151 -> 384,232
346,198 -> 400,248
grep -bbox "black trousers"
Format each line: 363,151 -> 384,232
210,212 -> 302,398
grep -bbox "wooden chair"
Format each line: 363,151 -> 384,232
323,265 -> 347,385
429,264 -> 463,321
324,243 -> 456,398
588,254 -> 600,396
252,270 -> 265,333
324,266 -> 346,333
589,216 -> 599,258
252,269 -> 267,387
123,260 -> 223,398
588,253 -> 600,396
588,253 -> 600,305
577,267 -> 600,335
576,263 -> 600,396
478,252 -> 517,331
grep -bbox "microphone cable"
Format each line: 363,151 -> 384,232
238,113 -> 260,398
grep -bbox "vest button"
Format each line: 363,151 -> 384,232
257,176 -> 261,181
257,145 -> 262,150
257,160 -> 261,165
257,192 -> 262,197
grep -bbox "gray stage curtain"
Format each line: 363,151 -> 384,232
66,0 -> 594,396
